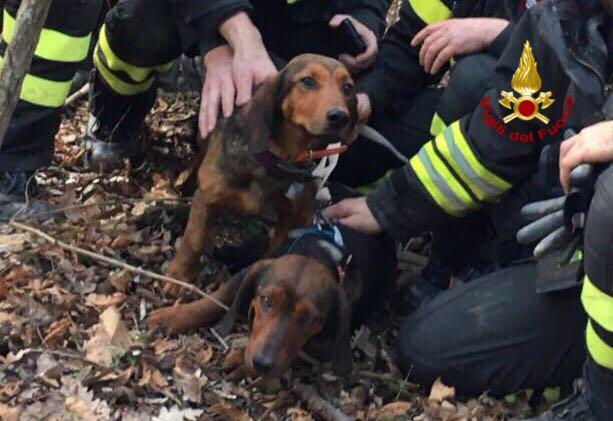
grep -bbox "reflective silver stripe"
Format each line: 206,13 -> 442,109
443,129 -> 503,198
417,147 -> 466,213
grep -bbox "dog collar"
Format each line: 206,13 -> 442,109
252,142 -> 348,181
285,214 -> 352,283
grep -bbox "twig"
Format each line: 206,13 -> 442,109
210,328 -> 229,352
292,382 -> 353,421
394,365 -> 413,401
9,220 -> 229,311
63,83 -> 89,108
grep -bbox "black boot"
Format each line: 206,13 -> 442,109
525,380 -> 600,421
83,70 -> 156,172
0,171 -> 54,221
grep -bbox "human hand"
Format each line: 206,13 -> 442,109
200,45 -> 235,138
411,18 -> 508,74
219,12 -> 277,106
329,14 -> 378,73
324,197 -> 382,234
559,121 -> 613,193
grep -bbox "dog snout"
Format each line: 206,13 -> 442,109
252,352 -> 275,374
326,108 -> 350,130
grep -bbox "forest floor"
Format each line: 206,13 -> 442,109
0,93 -> 542,420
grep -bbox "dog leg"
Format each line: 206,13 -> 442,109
165,188 -> 217,295
148,270 -> 241,333
270,182 -> 317,251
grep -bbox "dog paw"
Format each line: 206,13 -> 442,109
147,306 -> 194,333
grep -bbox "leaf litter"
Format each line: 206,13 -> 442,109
0,92 -> 536,420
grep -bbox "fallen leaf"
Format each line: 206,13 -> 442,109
222,345 -> 245,372
138,362 -> 168,390
83,306 -> 132,366
43,317 -> 71,346
153,406 -> 202,421
86,292 -> 127,309
194,346 -> 214,366
429,377 -> 455,402
109,269 -> 132,292
287,407 -> 313,421
173,356 -> 204,404
210,403 -> 251,421
110,234 -> 133,249
0,403 -> 21,421
0,233 -> 29,253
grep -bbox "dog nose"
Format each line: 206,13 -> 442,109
326,108 -> 350,130
252,353 -> 274,374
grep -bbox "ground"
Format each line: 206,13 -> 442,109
0,93 -> 538,420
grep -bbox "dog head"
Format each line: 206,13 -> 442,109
215,254 -> 352,377
239,54 -> 358,159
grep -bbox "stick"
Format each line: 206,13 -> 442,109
63,83 -> 89,108
9,221 -> 229,311
292,383 -> 353,421
0,0 -> 53,148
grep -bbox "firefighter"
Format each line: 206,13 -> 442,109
0,0 -> 104,220
83,0 -> 387,171
334,0 -> 529,187
326,0 -> 612,411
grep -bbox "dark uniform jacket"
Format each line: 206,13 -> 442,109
359,0 -> 514,115
170,0 -> 388,58
367,0 -> 612,241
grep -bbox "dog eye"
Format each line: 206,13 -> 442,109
259,295 -> 272,311
300,76 -> 317,89
342,82 -> 354,95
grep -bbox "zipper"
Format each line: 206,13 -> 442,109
568,47 -> 606,88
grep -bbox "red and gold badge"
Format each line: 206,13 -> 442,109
499,41 -> 554,124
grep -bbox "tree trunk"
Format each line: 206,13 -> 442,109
0,0 -> 52,149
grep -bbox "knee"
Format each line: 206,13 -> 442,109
395,314 -> 444,388
104,0 -> 180,66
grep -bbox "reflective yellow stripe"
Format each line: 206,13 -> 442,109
98,24 -> 172,83
582,276 -> 613,332
0,56 -> 70,107
423,142 -> 476,209
430,112 -> 447,136
450,121 -> 512,192
94,48 -> 154,95
408,0 -> 452,24
586,321 -> 613,369
3,10 -> 90,63
410,150 -> 464,217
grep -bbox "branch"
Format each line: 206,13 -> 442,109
9,221 -> 229,311
292,382 -> 353,421
0,0 -> 53,147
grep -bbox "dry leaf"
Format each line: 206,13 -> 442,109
429,377 -> 455,402
83,306 -> 132,366
110,234 -> 133,249
43,317 -> 71,346
153,406 -> 203,421
194,346 -> 214,366
138,362 -> 168,390
287,407 -> 313,421
222,345 -> 245,372
173,357 -> 203,404
109,269 -> 131,292
0,403 -> 21,421
210,403 -> 251,421
369,402 -> 414,420
0,233 -> 29,253
86,292 -> 126,309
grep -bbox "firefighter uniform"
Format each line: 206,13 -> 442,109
0,0 -> 103,172
334,0 -> 517,187
386,0 -> 611,416
85,0 -> 387,168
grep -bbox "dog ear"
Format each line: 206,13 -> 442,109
215,260 -> 271,336
330,285 -> 353,375
239,70 -> 287,154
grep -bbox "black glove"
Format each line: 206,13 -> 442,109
517,163 -> 594,265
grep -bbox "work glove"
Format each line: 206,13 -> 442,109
516,162 -> 594,265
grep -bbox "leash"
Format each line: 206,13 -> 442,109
358,124 -> 410,163
293,145 -> 348,163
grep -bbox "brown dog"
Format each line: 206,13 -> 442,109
163,54 -> 358,294
149,209 -> 397,377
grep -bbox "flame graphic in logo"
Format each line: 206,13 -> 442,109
499,41 -> 554,124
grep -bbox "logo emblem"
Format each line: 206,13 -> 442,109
499,41 -> 554,124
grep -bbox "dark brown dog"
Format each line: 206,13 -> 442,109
149,210 -> 397,377
163,54 -> 358,295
